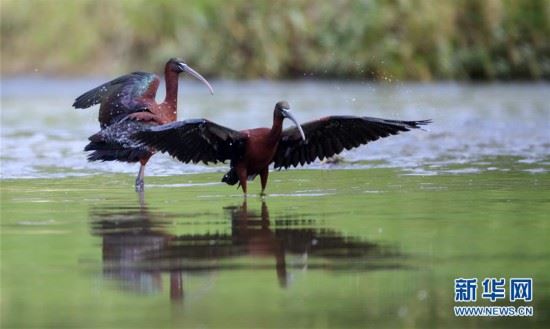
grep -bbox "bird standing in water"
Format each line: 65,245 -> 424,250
73,58 -> 213,191
135,101 -> 430,195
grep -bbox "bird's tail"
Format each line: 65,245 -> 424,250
84,133 -> 150,163
221,168 -> 239,185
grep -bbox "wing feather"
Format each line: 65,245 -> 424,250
274,116 -> 430,169
73,72 -> 160,127
133,119 -> 246,165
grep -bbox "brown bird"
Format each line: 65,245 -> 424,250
135,101 -> 430,195
73,58 -> 213,191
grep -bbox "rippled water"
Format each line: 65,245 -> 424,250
1,79 -> 549,328
2,78 -> 548,178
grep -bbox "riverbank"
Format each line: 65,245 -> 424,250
2,0 -> 548,80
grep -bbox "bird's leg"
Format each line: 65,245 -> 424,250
135,157 -> 151,192
260,167 -> 269,197
239,176 -> 247,196
237,166 -> 248,196
135,164 -> 146,192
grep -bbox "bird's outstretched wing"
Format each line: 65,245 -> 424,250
73,72 -> 160,128
273,116 -> 431,169
84,119 -> 153,163
134,119 -> 247,164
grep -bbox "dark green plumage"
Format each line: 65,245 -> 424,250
85,119 -> 153,162
73,72 -> 159,128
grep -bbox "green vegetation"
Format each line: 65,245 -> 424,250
1,0 -> 549,80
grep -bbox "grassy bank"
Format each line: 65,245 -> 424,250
1,0 -> 549,80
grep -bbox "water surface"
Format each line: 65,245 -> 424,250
2,79 -> 549,178
1,80 -> 549,328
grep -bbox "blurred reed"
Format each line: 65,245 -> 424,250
1,0 -> 548,80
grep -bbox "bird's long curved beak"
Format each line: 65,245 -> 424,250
179,63 -> 214,95
283,110 -> 306,141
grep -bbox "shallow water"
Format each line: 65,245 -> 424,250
1,80 -> 549,328
2,169 -> 549,328
1,79 -> 549,178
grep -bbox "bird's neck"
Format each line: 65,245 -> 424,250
268,116 -> 284,145
163,69 -> 179,110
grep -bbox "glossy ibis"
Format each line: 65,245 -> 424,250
135,101 -> 430,195
73,58 -> 213,191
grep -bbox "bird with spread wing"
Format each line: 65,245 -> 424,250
134,101 -> 430,195
73,58 -> 214,191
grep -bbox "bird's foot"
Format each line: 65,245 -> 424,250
135,179 -> 145,192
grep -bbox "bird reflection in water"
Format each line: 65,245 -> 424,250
90,201 -> 185,301
90,199 -> 402,302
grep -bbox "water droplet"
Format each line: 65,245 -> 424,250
417,290 -> 428,300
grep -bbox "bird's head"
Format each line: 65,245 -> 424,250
274,101 -> 306,141
167,58 -> 214,95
